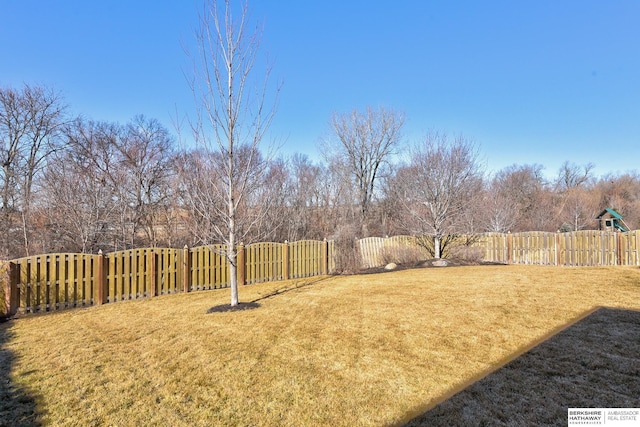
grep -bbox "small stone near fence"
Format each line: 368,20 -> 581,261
432,259 -> 449,267
384,263 -> 397,271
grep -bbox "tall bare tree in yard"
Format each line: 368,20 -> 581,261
182,0 -> 279,307
324,106 -> 404,237
394,132 -> 483,259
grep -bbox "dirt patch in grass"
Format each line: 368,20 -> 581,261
403,307 -> 640,426
206,301 -> 261,313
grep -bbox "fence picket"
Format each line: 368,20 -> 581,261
125,250 -> 132,300
21,257 -> 31,311
78,255 -> 86,306
47,254 -> 56,310
136,250 -> 143,297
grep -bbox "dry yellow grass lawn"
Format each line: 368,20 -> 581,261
1,265 -> 639,426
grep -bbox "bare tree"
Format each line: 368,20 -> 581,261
249,156 -> 295,242
480,181 -> 519,233
557,186 -> 599,231
555,161 -> 595,192
394,132 -> 483,258
0,84 -> 67,257
43,154 -> 119,253
553,161 -> 597,231
488,164 -> 556,232
116,115 -> 175,247
182,0 -> 279,306
42,119 -> 122,253
284,154 -> 328,241
324,106 -> 404,237
594,172 -> 640,230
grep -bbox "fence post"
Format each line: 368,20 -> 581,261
507,232 -> 513,265
617,232 -> 623,266
282,241 -> 290,280
182,245 -> 190,293
96,250 -> 106,305
237,244 -> 246,286
322,239 -> 329,275
148,250 -> 157,298
3,262 -> 19,317
555,233 -> 561,266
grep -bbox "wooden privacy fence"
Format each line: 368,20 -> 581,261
479,230 -> 640,266
2,240 -> 334,316
358,236 -> 430,269
5,231 -> 638,316
358,231 -> 640,269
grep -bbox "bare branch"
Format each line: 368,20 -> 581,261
393,132 -> 483,258
324,106 -> 404,236
180,0 -> 279,306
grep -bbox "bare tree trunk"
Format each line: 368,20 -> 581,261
228,217 -> 238,306
182,0 -> 279,307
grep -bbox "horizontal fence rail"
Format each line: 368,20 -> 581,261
2,239 -> 335,316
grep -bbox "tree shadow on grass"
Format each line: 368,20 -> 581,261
250,276 -> 332,304
0,318 -> 42,426
400,307 -> 640,426
206,276 -> 332,314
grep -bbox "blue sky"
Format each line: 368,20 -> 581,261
2,1 -> 639,179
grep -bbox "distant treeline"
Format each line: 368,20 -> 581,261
2,84 -> 639,259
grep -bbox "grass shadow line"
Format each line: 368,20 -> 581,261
206,276 -> 333,313
398,306 -> 640,426
249,275 -> 334,304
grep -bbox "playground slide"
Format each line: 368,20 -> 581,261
613,221 -> 629,232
